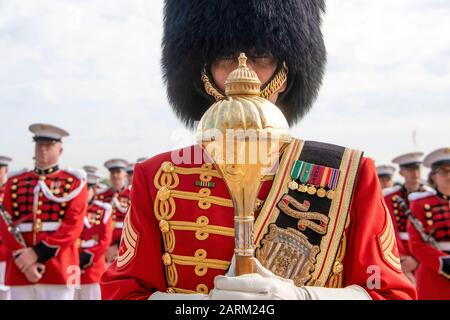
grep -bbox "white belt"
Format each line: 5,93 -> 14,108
18,222 -> 61,233
438,242 -> 450,251
81,239 -> 98,249
399,232 -> 409,241
114,222 -> 124,229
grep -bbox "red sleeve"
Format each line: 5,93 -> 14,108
34,180 -> 88,263
0,179 -> 23,251
85,210 -> 114,262
343,158 -> 417,300
407,200 -> 446,273
100,162 -> 167,300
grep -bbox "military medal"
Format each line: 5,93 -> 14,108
326,190 -> 335,200
195,180 -> 216,188
289,160 -> 340,199
317,188 -> 326,198
288,180 -> 299,190
307,185 -> 317,195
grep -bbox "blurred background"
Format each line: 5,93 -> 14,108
0,0 -> 449,180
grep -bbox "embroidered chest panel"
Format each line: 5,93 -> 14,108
10,173 -> 76,222
153,160 -> 273,294
422,198 -> 450,241
389,192 -> 410,232
81,204 -> 105,240
152,140 -> 362,294
96,188 -> 130,222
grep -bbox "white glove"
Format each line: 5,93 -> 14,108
210,257 -> 371,300
149,291 -> 209,300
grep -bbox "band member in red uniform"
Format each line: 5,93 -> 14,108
0,155 -> 12,300
377,165 -> 395,190
101,0 -> 416,300
0,124 -> 87,300
408,147 -> 450,299
126,163 -> 134,187
0,156 -> 12,205
75,172 -> 113,300
384,152 -> 433,284
95,159 -> 130,264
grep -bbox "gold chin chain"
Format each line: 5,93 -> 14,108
201,62 -> 288,101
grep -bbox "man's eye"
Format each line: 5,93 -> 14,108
253,53 -> 269,59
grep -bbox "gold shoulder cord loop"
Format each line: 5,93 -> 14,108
201,62 -> 288,102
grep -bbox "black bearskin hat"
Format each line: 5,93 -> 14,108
162,0 -> 327,127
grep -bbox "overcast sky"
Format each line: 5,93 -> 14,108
0,0 -> 449,179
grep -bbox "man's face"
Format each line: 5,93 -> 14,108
35,141 -> 62,168
110,168 -> 127,189
433,165 -> 450,191
379,175 -> 393,189
127,172 -> 134,186
0,166 -> 8,184
87,186 -> 95,202
400,166 -> 421,185
210,50 -> 286,104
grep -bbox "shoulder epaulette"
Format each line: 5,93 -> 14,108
383,185 -> 402,197
61,167 -> 87,181
421,185 -> 435,193
93,200 -> 113,224
96,185 -> 111,195
408,191 -> 436,202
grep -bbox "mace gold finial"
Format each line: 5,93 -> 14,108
238,53 -> 247,67
225,52 -> 261,97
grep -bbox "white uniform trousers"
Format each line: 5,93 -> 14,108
74,283 -> 101,300
10,284 -> 75,300
0,262 -> 10,300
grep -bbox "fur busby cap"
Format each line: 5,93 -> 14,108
162,0 -> 327,127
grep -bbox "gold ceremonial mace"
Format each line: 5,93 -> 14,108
196,53 -> 291,275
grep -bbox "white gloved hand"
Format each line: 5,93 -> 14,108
149,291 -> 209,300
210,257 -> 371,300
210,257 -> 307,300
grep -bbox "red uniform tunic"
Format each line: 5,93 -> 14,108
408,191 -> 450,299
0,184 -> 6,263
79,200 -> 113,284
100,144 -> 416,300
384,185 -> 431,257
0,166 -> 87,285
95,186 -> 130,246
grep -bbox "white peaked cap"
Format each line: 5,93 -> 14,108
126,163 -> 135,173
376,165 -> 396,177
82,165 -> 98,174
423,147 -> 450,168
392,152 -> 424,167
86,172 -> 101,185
29,123 -> 69,141
0,156 -> 12,166
104,159 -> 129,171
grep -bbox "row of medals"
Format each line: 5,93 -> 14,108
288,180 -> 335,200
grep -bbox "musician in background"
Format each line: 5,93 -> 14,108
376,165 -> 396,190
408,147 -> 450,299
0,124 -> 87,300
384,152 -> 433,284
0,155 -> 12,300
